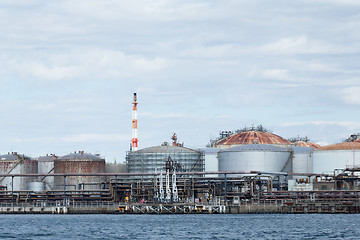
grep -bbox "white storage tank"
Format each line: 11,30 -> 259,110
38,154 -> 58,190
200,147 -> 220,177
290,146 -> 314,175
201,147 -> 220,172
218,144 -> 292,174
312,142 -> 360,174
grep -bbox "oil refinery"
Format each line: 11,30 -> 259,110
1,93 -> 360,214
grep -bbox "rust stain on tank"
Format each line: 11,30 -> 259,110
316,142 -> 360,151
215,131 -> 291,146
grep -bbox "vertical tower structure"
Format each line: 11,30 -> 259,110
131,93 -> 138,151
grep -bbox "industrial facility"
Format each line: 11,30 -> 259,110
1,94 -> 360,214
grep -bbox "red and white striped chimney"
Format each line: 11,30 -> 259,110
131,93 -> 138,151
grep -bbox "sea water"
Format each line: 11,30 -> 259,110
0,214 -> 359,239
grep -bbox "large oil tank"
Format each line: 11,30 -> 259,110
201,147 -> 220,172
218,144 -> 292,173
126,145 -> 204,173
312,142 -> 360,174
290,146 -> 314,177
54,151 -> 106,190
38,154 -> 58,190
0,152 -> 38,191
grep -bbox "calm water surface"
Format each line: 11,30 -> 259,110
0,214 -> 359,239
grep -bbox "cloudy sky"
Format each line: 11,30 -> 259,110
1,0 -> 359,162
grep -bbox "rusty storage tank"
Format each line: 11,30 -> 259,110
38,154 -> 58,190
126,144 -> 204,174
54,151 -> 106,190
213,126 -> 291,149
0,152 -> 38,191
312,141 -> 360,174
218,144 -> 292,174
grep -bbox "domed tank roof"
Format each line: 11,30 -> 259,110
59,152 -> 104,160
134,145 -> 199,154
316,142 -> 360,151
0,152 -> 32,161
216,131 -> 291,146
38,154 -> 58,162
220,144 -> 290,153
289,146 -> 315,154
293,141 -> 320,148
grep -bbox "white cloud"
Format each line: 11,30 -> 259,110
282,121 -> 360,131
312,0 -> 360,6
260,36 -> 351,55
7,133 -> 129,144
2,49 -> 169,82
1,0 -> 360,161
141,112 -> 197,119
342,87 -> 360,105
263,69 -> 290,81
60,133 -> 129,142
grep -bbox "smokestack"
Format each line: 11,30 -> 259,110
131,93 -> 138,151
172,133 -> 177,146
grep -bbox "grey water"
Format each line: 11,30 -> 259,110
0,214 -> 359,239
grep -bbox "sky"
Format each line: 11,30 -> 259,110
0,0 -> 359,162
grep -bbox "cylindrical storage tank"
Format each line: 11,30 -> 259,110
201,147 -> 220,172
126,145 -> 204,174
290,146 -> 314,178
218,144 -> 292,174
27,181 -> 45,192
312,142 -> 360,174
38,154 -> 58,190
54,152 -> 106,190
0,152 -> 38,191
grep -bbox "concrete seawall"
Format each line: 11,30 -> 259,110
1,202 -> 359,214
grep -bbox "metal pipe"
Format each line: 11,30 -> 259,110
224,174 -> 227,206
0,171 -> 331,177
11,176 -> 14,206
63,176 -> 66,205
